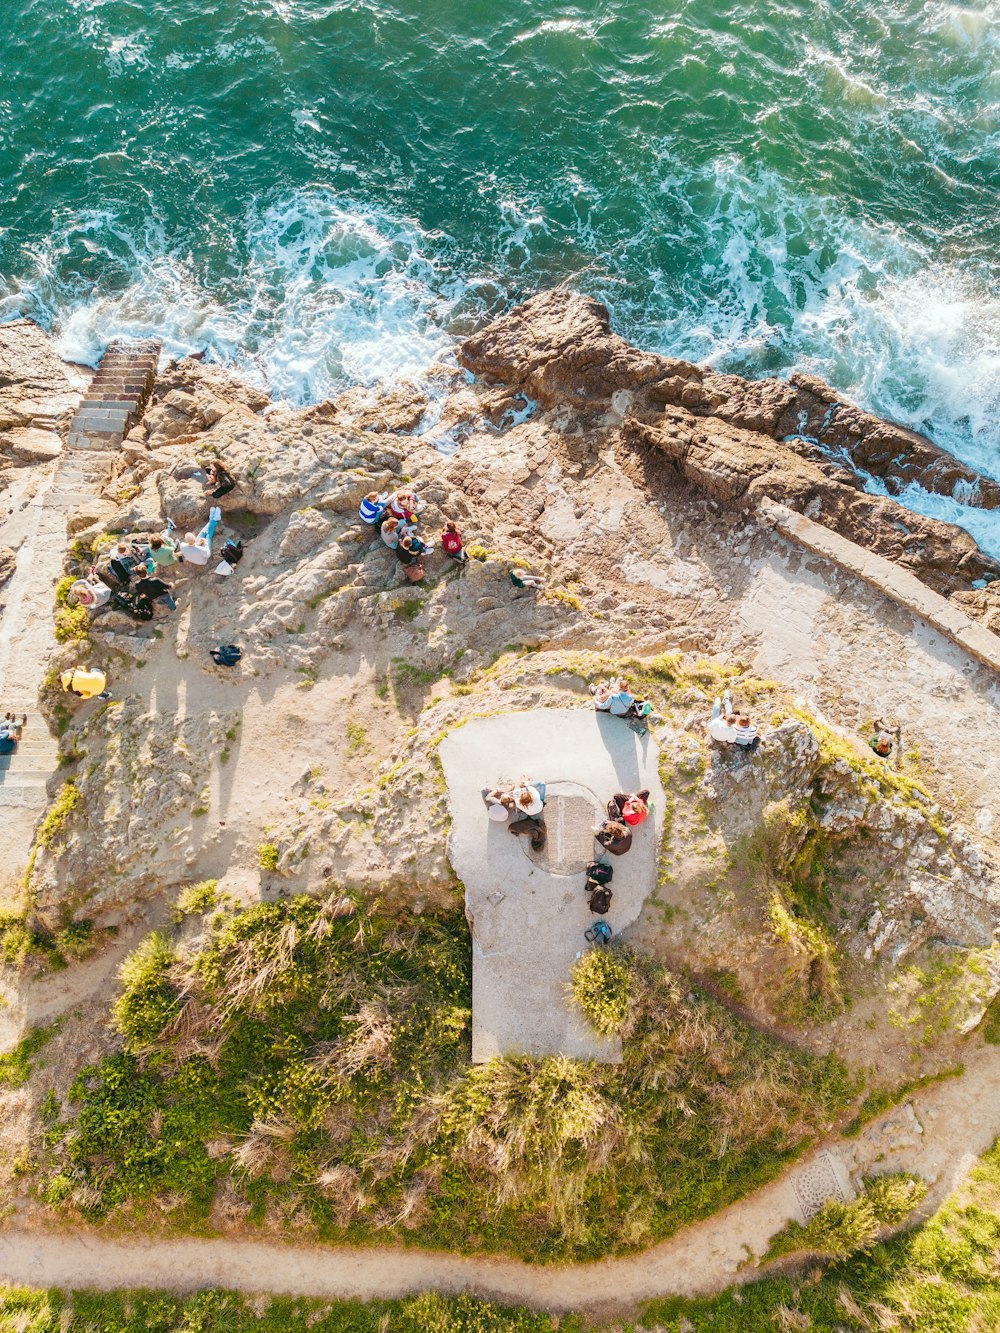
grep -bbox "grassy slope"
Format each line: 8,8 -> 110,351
39,892 -> 850,1262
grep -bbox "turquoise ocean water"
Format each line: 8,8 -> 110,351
2,1 -> 1000,544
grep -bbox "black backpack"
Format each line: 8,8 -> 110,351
585,861 -> 613,886
109,590 -> 154,621
221,540 -> 244,565
588,885 -> 613,915
211,644 -> 242,667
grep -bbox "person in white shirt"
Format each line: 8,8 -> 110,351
512,783 -> 544,818
178,506 -> 222,566
708,690 -> 737,743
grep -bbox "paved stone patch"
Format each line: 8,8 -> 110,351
523,789 -> 603,876
790,1149 -> 848,1221
439,708 -> 664,1063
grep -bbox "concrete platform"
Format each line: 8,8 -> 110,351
439,708 -> 664,1063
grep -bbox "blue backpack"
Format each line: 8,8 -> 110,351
584,921 -> 613,945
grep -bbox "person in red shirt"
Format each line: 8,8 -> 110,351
440,521 -> 469,564
607,790 -> 650,826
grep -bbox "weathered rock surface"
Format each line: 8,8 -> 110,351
0,545 -> 15,589
462,290 -> 999,598
31,697 -> 238,922
0,320 -> 81,455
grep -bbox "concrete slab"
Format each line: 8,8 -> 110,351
439,708 -> 664,1063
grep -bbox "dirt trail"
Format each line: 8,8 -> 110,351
0,1044 -> 998,1314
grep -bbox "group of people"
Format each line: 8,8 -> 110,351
482,778 -> 651,921
359,487 -> 547,595
483,779 -> 548,850
708,690 -> 763,754
359,489 -> 469,584
0,712 -> 25,755
706,689 -> 899,763
71,492 -> 244,624
590,677 -> 653,725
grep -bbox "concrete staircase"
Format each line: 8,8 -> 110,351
0,713 -> 59,810
45,449 -> 119,514
66,339 -> 160,450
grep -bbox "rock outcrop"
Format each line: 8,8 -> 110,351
462,290 -> 999,596
0,320 -> 83,465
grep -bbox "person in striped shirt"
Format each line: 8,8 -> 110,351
733,715 -> 762,753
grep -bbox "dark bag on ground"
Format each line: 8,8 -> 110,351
221,539 -> 244,565
584,921 -> 613,945
109,590 -> 154,621
588,885 -> 613,914
585,861 -> 613,885
211,644 -> 242,667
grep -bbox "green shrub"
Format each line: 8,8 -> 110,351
46,895 -> 849,1261
0,1023 -> 58,1089
174,880 -> 219,918
53,576 -> 89,643
765,1172 -> 927,1261
111,932 -> 179,1051
569,948 -> 634,1035
35,782 -> 80,850
257,842 -> 280,871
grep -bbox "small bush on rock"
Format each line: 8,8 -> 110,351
569,948 -> 633,1035
765,1172 -> 927,1261
256,842 -> 280,871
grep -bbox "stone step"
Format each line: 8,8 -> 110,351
0,767 -> 53,784
70,407 -> 132,425
66,431 -> 126,450
0,786 -> 49,809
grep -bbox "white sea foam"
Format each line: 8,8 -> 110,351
11,190 -> 475,405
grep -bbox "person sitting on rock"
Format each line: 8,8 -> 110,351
733,714 -> 763,753
145,534 -> 178,571
109,540 -> 148,579
133,575 -> 177,612
359,491 -> 390,525
203,460 -> 236,499
607,790 -> 650,826
389,490 -> 422,523
869,718 -> 900,758
593,817 -> 633,856
396,536 -> 426,582
59,667 -> 110,700
605,679 -> 651,720
708,690 -> 737,743
508,817 -> 547,852
510,566 -> 545,593
441,521 -> 469,565
380,517 -> 402,551
177,507 -> 222,566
